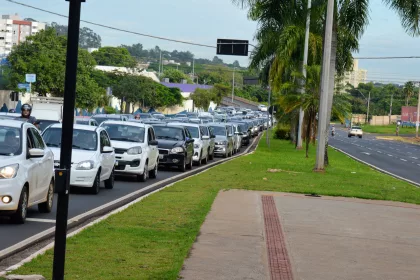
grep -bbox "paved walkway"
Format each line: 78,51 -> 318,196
180,190 -> 420,280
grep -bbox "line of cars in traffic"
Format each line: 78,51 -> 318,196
0,109 -> 270,223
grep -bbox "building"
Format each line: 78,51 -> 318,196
0,14 -> 46,57
340,59 -> 367,89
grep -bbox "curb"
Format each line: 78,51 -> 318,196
330,145 -> 420,188
0,134 -> 262,270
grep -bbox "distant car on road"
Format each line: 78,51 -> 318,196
348,126 -> 363,138
0,120 -> 54,224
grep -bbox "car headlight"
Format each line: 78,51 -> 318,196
76,160 -> 94,170
0,164 -> 19,179
216,141 -> 227,145
127,146 -> 142,155
170,147 -> 184,154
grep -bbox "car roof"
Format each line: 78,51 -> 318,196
168,122 -> 200,128
0,119 -> 28,128
208,123 -> 228,128
102,120 -> 147,128
49,123 -> 98,131
153,124 -> 185,129
92,114 -> 121,118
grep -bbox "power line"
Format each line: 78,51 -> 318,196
5,0 -> 217,49
354,56 -> 420,60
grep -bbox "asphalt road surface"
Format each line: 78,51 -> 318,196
329,129 -> 420,185
0,150 -> 240,256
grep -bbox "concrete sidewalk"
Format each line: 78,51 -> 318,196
180,190 -> 420,280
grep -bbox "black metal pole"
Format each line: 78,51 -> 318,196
52,1 -> 84,279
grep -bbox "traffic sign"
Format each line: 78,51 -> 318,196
217,39 -> 249,56
25,74 -> 36,83
18,83 -> 30,91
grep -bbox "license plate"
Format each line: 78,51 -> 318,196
159,154 -> 164,159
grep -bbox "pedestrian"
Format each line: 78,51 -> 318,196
20,104 -> 37,125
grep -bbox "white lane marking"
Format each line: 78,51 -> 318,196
377,151 -> 382,154
367,148 -> 372,150
361,152 -> 371,155
400,158 -> 407,162
410,157 -> 418,160
388,154 -> 393,157
418,164 -> 420,167
26,218 -> 56,224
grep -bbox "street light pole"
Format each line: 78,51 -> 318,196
416,83 -> 420,138
366,91 -> 371,125
266,86 -> 271,146
53,1 -> 84,279
231,67 -> 236,103
389,92 -> 394,124
315,0 -> 334,171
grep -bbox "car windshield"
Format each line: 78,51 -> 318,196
187,113 -> 198,118
239,124 -> 247,132
189,119 -> 200,124
209,126 -> 226,136
75,119 -> 89,125
352,126 -> 362,129
43,128 -> 98,151
185,126 -> 199,138
91,117 -> 119,125
101,124 -> 145,143
200,126 -> 209,136
0,126 -> 22,156
227,126 -> 233,135
154,126 -> 184,141
139,114 -> 151,119
37,120 -> 59,132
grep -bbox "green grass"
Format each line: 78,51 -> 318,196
362,124 -> 415,134
13,136 -> 420,279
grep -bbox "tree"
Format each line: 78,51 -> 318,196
191,88 -> 214,110
121,43 -> 145,58
212,56 -> 224,64
211,83 -> 230,104
49,22 -> 101,49
162,68 -> 190,83
91,47 -> 137,68
7,28 -> 106,110
403,81 -> 415,106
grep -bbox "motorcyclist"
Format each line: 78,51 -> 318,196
20,104 -> 37,125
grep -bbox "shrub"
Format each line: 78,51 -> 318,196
104,106 -> 116,114
274,124 -> 291,140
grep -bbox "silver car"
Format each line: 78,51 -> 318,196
209,124 -> 234,158
226,122 -> 243,154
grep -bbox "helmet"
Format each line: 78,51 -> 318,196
21,103 -> 32,112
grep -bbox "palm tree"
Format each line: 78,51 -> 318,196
403,81 -> 415,106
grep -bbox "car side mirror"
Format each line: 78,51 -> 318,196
102,146 -> 114,153
211,134 -> 216,139
28,148 -> 44,158
202,135 -> 210,140
187,139 -> 194,144
149,140 -> 158,146
228,134 -> 233,137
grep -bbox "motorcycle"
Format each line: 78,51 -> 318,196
331,130 -> 335,136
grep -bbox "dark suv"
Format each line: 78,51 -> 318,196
152,124 -> 194,171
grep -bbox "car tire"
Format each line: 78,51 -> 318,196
90,171 -> 101,194
202,152 -> 208,164
104,168 -> 115,189
149,162 -> 158,178
38,179 -> 54,213
348,135 -> 351,138
11,187 -> 28,224
196,152 -> 202,166
137,164 -> 148,182
223,151 -> 228,158
209,150 -> 214,160
179,160 -> 186,172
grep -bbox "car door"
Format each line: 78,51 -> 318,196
99,130 -> 114,181
30,128 -> 53,193
199,126 -> 210,157
26,128 -> 48,203
148,127 -> 158,168
184,128 -> 194,160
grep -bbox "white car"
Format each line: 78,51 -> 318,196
348,126 -> 363,138
228,123 -> 243,153
258,105 -> 267,112
42,124 -> 115,194
100,121 -> 159,182
168,123 -> 210,165
0,120 -> 54,224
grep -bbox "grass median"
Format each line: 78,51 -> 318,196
362,124 -> 414,135
12,135 -> 420,279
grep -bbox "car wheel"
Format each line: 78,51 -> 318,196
209,150 -> 214,160
223,151 -> 228,158
149,162 -> 158,178
202,152 -> 208,164
179,159 -> 186,172
104,168 -> 115,189
196,152 -> 202,166
11,187 -> 28,224
138,164 -> 148,182
359,136 -> 362,139
90,171 -> 101,194
38,179 -> 54,213
187,157 -> 193,169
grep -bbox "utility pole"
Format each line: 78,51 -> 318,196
266,86 -> 271,146
158,50 -> 161,77
389,92 -> 394,124
231,67 -> 236,103
53,0 -> 84,279
366,91 -> 371,125
416,83 -> 420,138
192,59 -> 195,84
315,0 -> 334,171
297,0 -> 312,150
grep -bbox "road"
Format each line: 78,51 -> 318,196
329,129 -> 420,185
0,141 -> 257,260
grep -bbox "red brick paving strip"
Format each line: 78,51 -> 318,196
262,195 -> 294,280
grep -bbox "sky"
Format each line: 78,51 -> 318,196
3,0 -> 420,84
